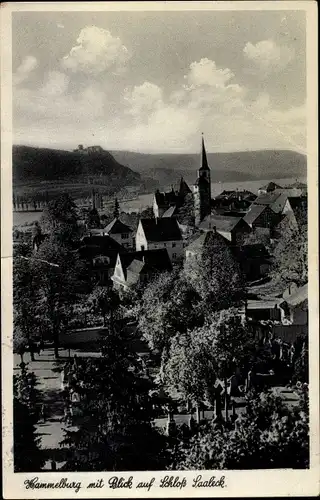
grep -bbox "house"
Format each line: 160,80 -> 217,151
103,218 -> 134,249
212,190 -> 256,213
199,214 -> 251,244
136,217 -> 183,263
235,244 -> 272,282
246,298 -> 285,322
282,196 -> 307,228
111,249 -> 172,292
78,235 -> 125,285
280,283 -> 308,326
185,228 -> 230,263
243,204 -> 278,230
153,178 -> 191,218
258,181 -> 283,195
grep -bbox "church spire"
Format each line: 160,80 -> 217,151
199,133 -> 210,171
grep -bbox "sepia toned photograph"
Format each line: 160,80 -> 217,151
1,2 -> 318,498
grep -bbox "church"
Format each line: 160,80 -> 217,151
152,134 -> 212,227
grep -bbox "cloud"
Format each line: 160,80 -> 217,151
243,39 -> 295,74
185,58 -> 235,88
122,58 -> 305,153
124,82 -> 163,118
62,25 -> 130,75
13,53 -> 306,154
40,71 -> 70,96
13,55 -> 38,85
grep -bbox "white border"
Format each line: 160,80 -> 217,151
1,2 -> 319,498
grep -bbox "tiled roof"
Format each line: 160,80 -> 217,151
243,205 -> 268,225
270,193 -> 289,213
199,214 -> 243,232
254,192 -> 282,206
140,217 -> 182,242
104,218 -> 133,234
154,190 -> 178,207
185,230 -> 229,252
247,298 -> 283,310
215,190 -> 256,201
78,235 -> 124,263
119,249 -> 172,280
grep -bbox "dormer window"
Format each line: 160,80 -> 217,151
122,233 -> 129,239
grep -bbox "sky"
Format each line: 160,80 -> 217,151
12,9 -> 306,153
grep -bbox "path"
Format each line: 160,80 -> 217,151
14,348 -> 100,469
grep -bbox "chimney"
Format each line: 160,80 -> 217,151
213,225 -> 217,234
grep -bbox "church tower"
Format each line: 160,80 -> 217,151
193,134 -> 211,226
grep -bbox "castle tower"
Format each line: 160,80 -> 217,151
193,134 -> 211,226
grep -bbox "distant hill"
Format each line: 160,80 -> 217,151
110,149 -> 307,188
13,145 -> 307,199
12,145 -> 152,198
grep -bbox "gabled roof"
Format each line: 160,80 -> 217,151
242,205 -> 269,225
104,218 -> 133,234
179,177 -> 192,196
118,249 -> 172,281
254,192 -> 282,206
199,214 -> 245,232
185,229 -> 229,253
270,193 -> 289,213
215,190 -> 256,201
78,235 -> 124,262
154,189 -> 178,207
140,217 -> 182,242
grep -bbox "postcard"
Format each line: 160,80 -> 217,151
1,1 -> 319,498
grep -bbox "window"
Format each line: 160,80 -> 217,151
172,242 -> 176,248
141,245 -> 145,251
172,253 -> 177,259
122,233 -> 129,239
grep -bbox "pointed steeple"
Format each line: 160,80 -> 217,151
179,177 -> 192,196
199,133 -> 210,171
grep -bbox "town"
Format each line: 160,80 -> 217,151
13,134 -> 309,472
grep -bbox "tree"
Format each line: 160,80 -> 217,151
86,208 -> 101,229
163,309 -> 255,407
271,210 -> 308,287
184,231 -> 245,311
41,193 -> 79,245
113,198 -> 120,219
173,389 -> 309,470
88,286 -> 120,326
36,237 -> 91,358
13,367 -> 44,472
140,206 -> 154,219
13,256 -> 43,361
138,271 -> 204,353
61,317 -> 168,471
176,193 -> 195,227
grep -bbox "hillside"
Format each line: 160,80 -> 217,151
111,149 -> 307,187
13,146 -> 307,200
12,145 -> 152,198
